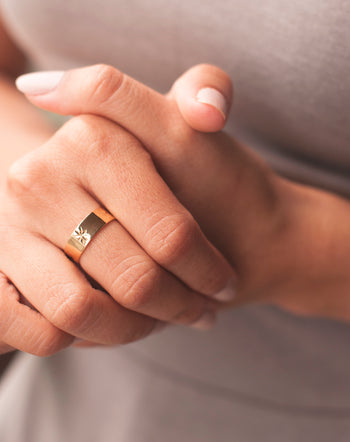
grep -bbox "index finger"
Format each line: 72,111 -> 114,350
16,64 -> 174,154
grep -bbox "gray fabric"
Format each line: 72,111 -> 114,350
3,309 -> 350,441
0,0 -> 350,440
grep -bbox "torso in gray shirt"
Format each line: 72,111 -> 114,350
0,1 -> 350,441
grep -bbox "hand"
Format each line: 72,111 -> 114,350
17,63 -> 350,323
0,110 -> 238,356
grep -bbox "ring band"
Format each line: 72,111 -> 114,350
64,207 -> 115,263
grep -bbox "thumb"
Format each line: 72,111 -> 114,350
168,64 -> 233,133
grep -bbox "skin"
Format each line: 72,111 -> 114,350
1,19 -> 350,356
0,21 -> 236,355
27,64 -> 350,321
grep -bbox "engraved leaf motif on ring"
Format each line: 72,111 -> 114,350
72,226 -> 91,246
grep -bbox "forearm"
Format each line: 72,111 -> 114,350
0,73 -> 54,186
284,177 -> 350,277
247,174 -> 350,320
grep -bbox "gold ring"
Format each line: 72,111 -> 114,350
64,207 -> 115,263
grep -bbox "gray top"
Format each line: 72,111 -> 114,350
0,1 -> 350,441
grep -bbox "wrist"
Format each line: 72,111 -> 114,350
261,177 -> 350,314
223,170 -> 340,305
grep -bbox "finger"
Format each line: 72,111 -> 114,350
63,117 -> 236,300
15,65 -> 171,146
14,64 -> 236,176
0,272 -> 72,356
75,213 -> 218,328
168,63 -> 233,132
1,231 -> 158,346
73,322 -> 169,348
0,343 -> 14,354
16,63 -> 233,134
19,175 -> 218,328
8,115 -> 237,301
14,64 -> 237,194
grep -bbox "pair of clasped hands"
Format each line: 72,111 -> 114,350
1,63 -> 350,356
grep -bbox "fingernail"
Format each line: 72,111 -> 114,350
213,278 -> 237,302
16,71 -> 64,95
196,87 -> 227,120
191,310 -> 216,331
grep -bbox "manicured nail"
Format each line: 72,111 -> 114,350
213,278 -> 237,302
16,71 -> 64,95
196,87 -> 227,119
191,310 -> 216,331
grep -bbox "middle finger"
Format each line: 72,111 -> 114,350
51,115 -> 236,300
40,189 -> 217,328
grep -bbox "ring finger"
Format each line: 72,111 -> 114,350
52,115 -> 236,301
32,184 -> 217,328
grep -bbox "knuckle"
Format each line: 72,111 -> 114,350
88,64 -> 124,108
112,256 -> 161,310
145,214 -> 198,267
59,115 -> 117,170
0,274 -> 71,357
60,114 -> 106,147
85,131 -> 117,168
6,154 -> 50,199
46,284 -> 96,334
